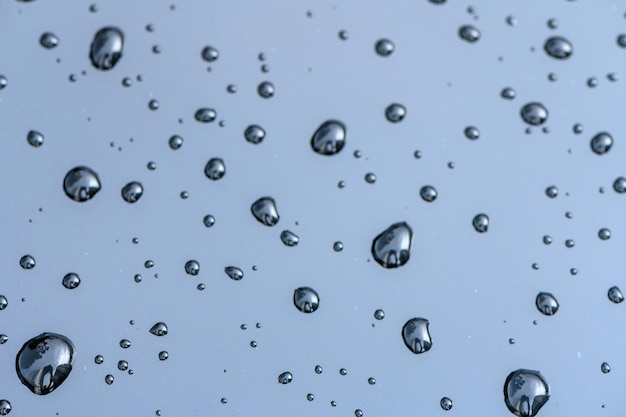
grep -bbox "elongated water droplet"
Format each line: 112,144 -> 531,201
63,166 -> 101,202
278,371 -> 293,384
62,273 -> 80,289
590,132 -> 613,155
520,103 -> 548,126
201,46 -> 219,62
535,292 -> 559,316
205,158 -> 225,180
244,125 -> 265,144
385,103 -> 406,123
280,230 -> 299,247
225,266 -> 243,281
371,222 -> 413,268
27,130 -> 44,147
0,400 -> 11,415
90,27 -> 124,70
374,39 -> 394,56
544,36 -> 573,59
16,333 -> 76,395
608,286 -> 623,303
251,197 -> 279,226
149,322 -> 168,336
19,255 -> 36,270
459,25 -> 481,42
293,287 -> 319,313
121,181 -> 143,203
420,185 -> 437,202
601,362 -> 611,374
185,260 -> 199,276
311,120 -> 346,156
40,32 -> 59,49
195,108 -> 216,123
472,213 -> 489,233
503,369 -> 550,417
402,318 -> 432,354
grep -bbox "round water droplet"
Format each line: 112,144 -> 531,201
134,274 -> 142,283
257,81 -> 274,98
293,287 -> 319,313
249,341 -> 257,348
464,126 -> 480,140
94,355 -> 104,364
565,239 -> 575,248
63,166 -> 101,202
367,377 -> 376,385
278,371 -> 293,384
185,260 -> 200,276
520,102 -> 548,126
307,393 -> 315,401
225,266 -> 243,281
27,130 -> 44,147
545,186 -> 558,198
16,333 -> 76,395
19,255 -> 36,270
587,77 -> 598,88
121,181 -> 143,203
536,292 -> 559,316
608,286 -> 623,303
311,120 -> 346,156
374,309 -> 385,320
147,161 -> 156,170
374,39 -> 394,56
119,339 -> 131,348
355,409 -> 363,417
244,125 -> 265,144
590,132 -> 613,155
371,222 -> 413,268
402,317 -> 432,354
333,241 -> 344,252
90,27 -> 124,70
201,46 -> 219,62
544,36 -> 573,59
105,374 -> 114,385
547,18 -> 559,29
0,400 -> 11,415
148,99 -> 159,110
0,296 -> 7,311
339,30 -> 350,40
251,197 -> 279,226
420,185 -> 437,202
226,84 -> 237,93
339,368 -> 348,376
598,228 -> 611,240
315,365 -> 323,374
158,351 -> 169,361
149,322 -> 168,336
364,173 -> 377,184
40,32 -> 59,49
0,75 -> 7,90
573,124 -> 584,134
168,135 -> 183,150
203,215 -> 215,227
472,214 -> 489,233
117,360 -> 128,371
280,230 -> 299,247
503,369 -> 550,417
195,108 -> 216,123
501,87 -> 516,100
440,397 -> 453,411
459,25 -> 481,42
614,177 -> 626,193
509,338 -> 516,344
0,335 -> 8,346
205,158 -> 225,180
385,103 -> 406,123
601,362 -> 611,374
62,273 -> 80,289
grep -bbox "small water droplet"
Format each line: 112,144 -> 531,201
608,286 -> 624,303
545,186 -> 558,198
225,266 -> 243,281
601,362 -> 611,374
168,135 -> 183,150
307,393 -> 315,401
201,46 -> 219,62
330,401 -> 337,407
532,263 -> 539,270
39,32 -> 59,49
374,39 -> 395,56
203,215 -> 216,227
459,25 -> 481,42
119,339 -> 131,348
367,377 -> 376,385
197,283 -> 205,291
0,296 -> 9,311
195,108 -> 216,123
27,130 -> 44,147
544,36 -> 573,59
244,125 -> 265,144
205,158 -> 226,180
338,30 -> 350,40
134,274 -> 142,283
503,369 -> 550,417
506,15 -> 518,26
94,354 -> 104,364
62,273 -> 80,289
520,102 -> 548,126
105,374 -> 114,385
158,351 -> 169,361
509,338 -> 516,345
257,81 -> 274,98
293,287 -> 319,313
117,360 -> 128,371
315,365 -> 323,374
185,260 -> 200,276
542,235 -> 552,245
614,177 -> 626,193
565,239 -> 575,248
587,77 -> 598,88
147,161 -> 156,170
618,34 -> 626,48
0,400 -> 11,415
440,397 -> 453,411
249,341 -> 257,348
402,318 -> 432,354
598,228 -> 611,240
501,87 -> 517,100
547,18 -> 559,29
63,166 -> 101,202
464,126 -> 480,140
371,222 -> 413,268
310,120 -> 346,156
385,103 -> 406,123
278,371 -> 293,384
251,197 -> 279,226
0,334 -> 7,345
570,268 -> 578,276
374,309 -> 385,320
280,230 -> 299,247
420,185 -> 438,202
338,180 -> 346,189
339,368 -> 348,376
573,123 -> 584,134
590,132 -> 613,155
0,75 -> 7,90
148,99 -> 159,110
19,255 -> 36,270
536,292 -> 559,316
333,241 -> 344,252
149,322 -> 168,336
364,173 -> 377,184
121,181 -> 143,203
472,214 -> 489,233
90,27 -> 124,70
355,409 -> 363,417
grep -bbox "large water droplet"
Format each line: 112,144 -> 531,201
149,322 -> 168,336
535,292 -> 559,316
590,132 -> 613,155
293,287 -> 319,313
225,266 -> 243,281
205,158 -> 225,180
251,197 -> 279,226
402,318 -> 432,354
62,273 -> 80,289
244,125 -> 265,144
503,369 -> 550,417
385,103 -> 406,123
472,213 -> 489,233
520,103 -> 548,126
374,39 -> 394,56
15,333 -> 76,395
121,181 -> 143,203
311,120 -> 346,156
371,222 -> 413,268
544,36 -> 573,59
19,255 -> 36,270
278,371 -> 293,384
90,27 -> 124,70
280,230 -> 299,247
63,166 -> 101,202
0,400 -> 11,415
40,32 -> 59,49
608,286 -> 624,303
27,130 -> 44,147
459,25 -> 481,42
195,108 -> 216,123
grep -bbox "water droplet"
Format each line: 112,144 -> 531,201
330,401 -> 337,407
371,222 -> 413,268
545,186 -> 558,198
355,409 -> 363,417
532,263 -> 539,270
105,374 -> 114,385
459,25 -> 481,42
293,287 -> 319,313
338,180 -> 346,189
338,30 -> 350,40
225,266 -> 243,281
16,333 -> 76,395
520,102 -> 548,126
121,181 -> 143,203
339,368 -> 348,376
244,125 -> 265,144
601,362 -> 611,373
19,255 -> 36,270
590,132 -> 613,155
373,309 -> 385,320
168,135 -> 183,150
310,120 -> 346,156
367,377 -> 376,385
402,318 -> 432,354
119,339 -> 131,348
63,166 -> 101,202
149,322 -> 168,336
205,158 -> 226,180
374,39 -> 395,56
608,286 -> 623,303
195,108 -> 216,123
587,77 -> 598,88
333,241 -> 344,252
535,292 -> 559,316
203,215 -> 216,227
364,173 -> 377,184
147,161 -> 156,170
440,397 -> 453,411
509,338 -> 516,345
184,260 -> 200,276
90,27 -> 124,70
464,126 -> 480,140
547,18 -> 559,29
501,87 -> 517,100
94,355 -> 104,364
156,350 -> 169,361
544,36 -> 573,59
614,177 -> 626,193
598,228 -> 611,240
472,214 -> 489,233
0,400 -> 11,415
573,123 -> 584,134
62,273 -> 80,289
197,283 -> 205,291
0,75 -> 7,90
148,99 -> 159,110
201,46 -> 219,62
121,77 -> 133,87
0,296 -> 7,311
564,239 -> 575,248
257,81 -> 274,98
39,32 -> 59,49
251,197 -> 279,226
307,393 -> 315,401
249,341 -> 257,348
570,268 -> 578,276
117,360 -> 128,371
27,130 -> 44,147
280,230 -> 299,247
134,274 -> 142,283
503,369 -> 550,417
315,365 -> 323,374
420,185 -> 438,202
385,103 -> 406,123
278,371 -> 293,384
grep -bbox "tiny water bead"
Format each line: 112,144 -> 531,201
293,287 -> 319,313
201,46 -> 219,62
121,181 -> 143,203
185,260 -> 200,276
601,362 -> 611,374
90,27 -> 124,70
590,132 -> 613,155
27,130 -> 44,147
134,274 -> 142,283
19,255 -> 36,270
440,397 -> 453,411
608,286 -> 624,303
385,103 -> 406,123
613,177 -> 626,193
472,213 -> 489,233
244,125 -> 265,144
257,81 -> 275,98
374,38 -> 395,56
520,102 -> 548,126
464,126 -> 480,140
145,260 -> 154,268
402,318 -> 432,354
354,409 -> 363,417
94,355 -> 104,364
501,87 -> 516,100
148,99 -> 159,110
280,230 -> 299,247
251,197 -> 279,226
371,222 -> 413,268
168,135 -> 183,150
225,266 -> 243,281
0,334 -> 7,344
420,185 -> 438,202
333,241 -> 343,252
587,77 -> 598,88
338,30 -> 349,40
503,369 -> 550,417
573,123 -> 584,134
195,108 -> 216,123
459,25 -> 481,42
545,186 -> 558,198
310,120 -> 346,156
62,273 -> 80,289
105,374 -> 114,385
544,36 -> 573,59
0,400 -> 11,415
598,228 -> 611,240
204,158 -> 226,180
535,292 -> 559,316
278,371 -> 293,384
364,173 -> 377,184
374,309 -> 385,320
16,333 -> 76,395
63,166 -> 101,202
149,322 -> 168,336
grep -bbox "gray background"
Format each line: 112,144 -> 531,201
1,0 -> 625,416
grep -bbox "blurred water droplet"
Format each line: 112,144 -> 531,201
601,362 -> 611,373
608,286 -> 623,303
573,123 -> 584,134
339,368 -> 348,375
185,260 -> 199,276
168,135 -> 183,150
472,213 -> 489,233
0,400 -> 11,415
440,397 -> 453,410
315,365 -> 323,374
249,341 -> 257,348
375,39 -> 394,56
587,77 -> 598,88
201,46 -> 219,62
62,273 -> 80,289
278,371 -> 293,384
545,186 -> 558,198
119,339 -> 131,348
225,266 -> 243,281
94,355 -> 104,364
503,369 -> 550,417
147,161 -> 156,170
203,215 -> 216,227
0,75 -> 7,90
39,32 -> 59,49
385,103 -> 406,123
520,103 -> 548,126
257,81 -> 274,98
330,401 -> 337,407
544,36 -> 573,59
16,333 -> 75,395
465,126 -> 480,140
105,374 -> 114,385
293,287 -> 319,313
134,274 -> 142,283
614,177 -> 626,193
148,99 -> 159,110
420,185 -> 438,202
121,181 -> 143,203
509,338 -> 516,344
19,255 -> 36,270
338,30 -> 349,40
205,158 -> 226,180
280,230 -> 299,247
333,241 -> 344,252
506,16 -> 518,26
251,197 -> 279,226
27,130 -> 44,147
90,27 -> 124,70
244,125 -> 265,144
547,18 -> 559,29
374,309 -> 385,320
117,360 -> 128,371
364,173 -> 377,184
63,166 -> 101,202
311,120 -> 346,156
590,132 -> 613,155
598,228 -> 611,240
536,292 -> 559,316
372,222 -> 413,268
402,318 -> 432,354
459,25 -> 481,42
149,322 -> 168,336
195,108 -> 216,123
501,87 -> 516,100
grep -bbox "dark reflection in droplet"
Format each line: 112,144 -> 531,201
90,27 -> 124,70
544,36 -> 573,59
311,120 -> 346,156
503,369 -> 550,417
225,266 -> 243,281
520,103 -> 548,126
608,286 -> 624,303
280,230 -> 299,247
121,181 -> 143,203
402,318 -> 432,354
251,197 -> 279,226
371,222 -> 413,268
27,130 -> 44,147
15,333 -> 76,395
149,322 -> 168,336
535,292 -> 559,316
590,132 -> 613,155
63,166 -> 101,202
472,213 -> 489,233
459,25 -> 481,42
205,158 -> 225,180
195,108 -> 216,123
293,287 -> 319,313
244,125 -> 265,144
62,273 -> 80,289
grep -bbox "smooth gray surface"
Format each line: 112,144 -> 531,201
1,0 -> 625,416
